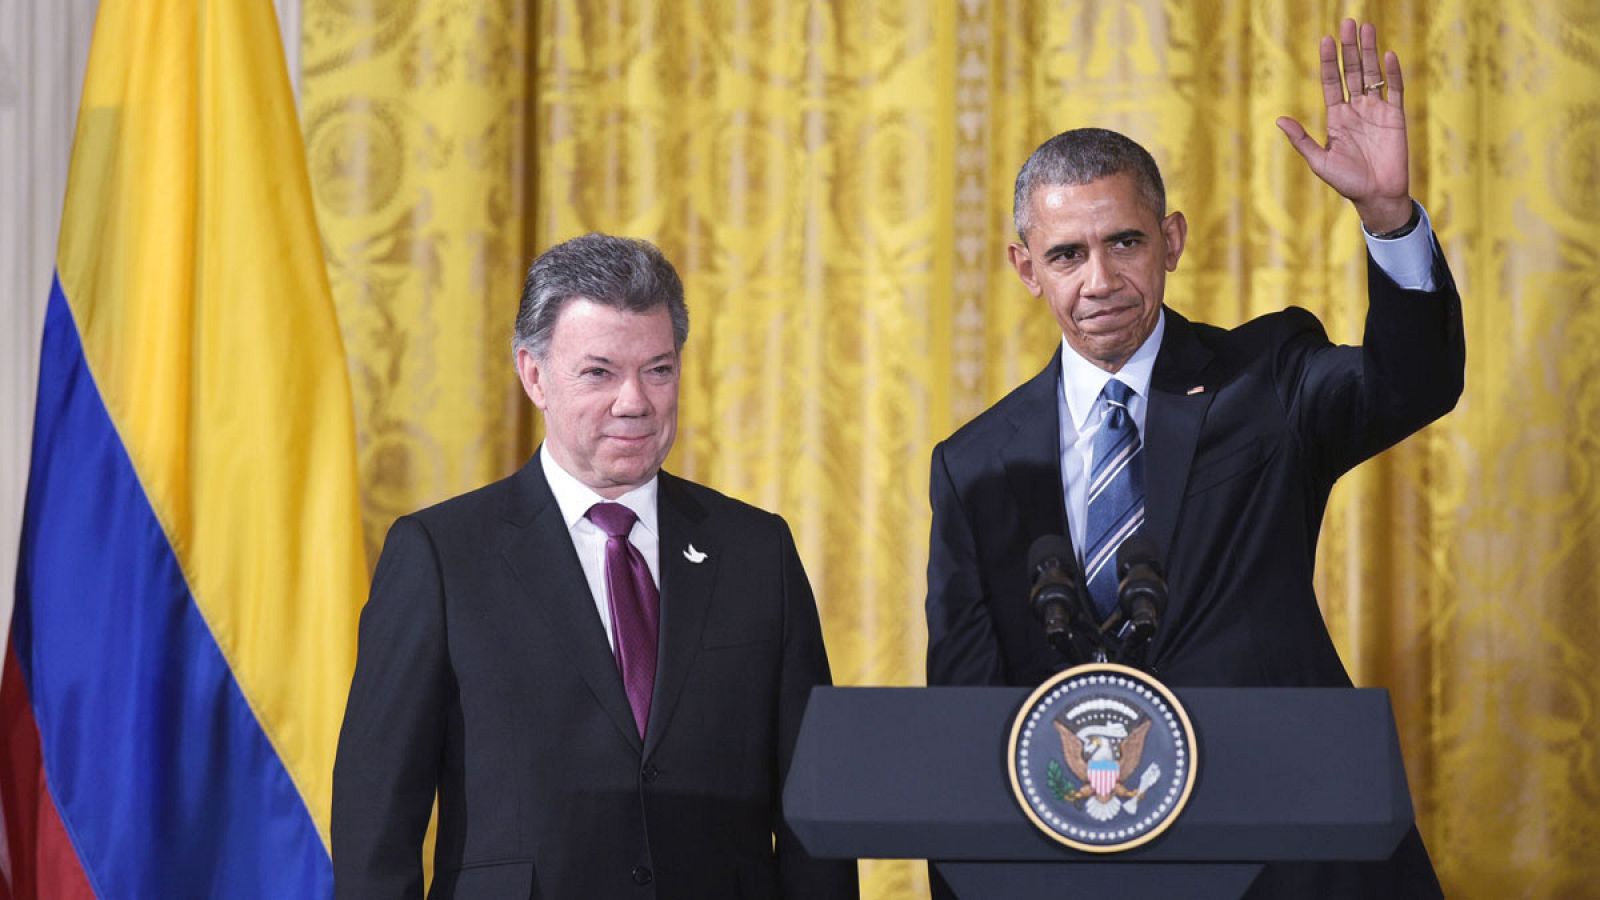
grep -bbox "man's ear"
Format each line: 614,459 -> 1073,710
1008,241 -> 1044,297
516,347 -> 547,409
1161,210 -> 1188,272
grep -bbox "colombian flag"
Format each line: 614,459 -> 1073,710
1,2 -> 366,896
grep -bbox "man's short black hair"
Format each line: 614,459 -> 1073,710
1013,128 -> 1167,242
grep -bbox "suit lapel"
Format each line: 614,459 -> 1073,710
643,473 -> 718,758
1002,349 -> 1071,547
1144,310 -> 1214,651
499,453 -> 643,753
1144,310 -> 1216,558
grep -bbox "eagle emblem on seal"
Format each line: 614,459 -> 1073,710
1051,700 -> 1164,822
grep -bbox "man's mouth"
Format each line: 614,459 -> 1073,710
1079,304 -> 1140,329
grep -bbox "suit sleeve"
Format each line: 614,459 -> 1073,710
1287,244 -> 1465,482
925,442 -> 1007,686
332,515 -> 450,900
772,516 -> 860,900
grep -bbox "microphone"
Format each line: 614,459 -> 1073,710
1115,535 -> 1167,650
1028,535 -> 1095,664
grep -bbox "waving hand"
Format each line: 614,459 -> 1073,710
1276,19 -> 1414,233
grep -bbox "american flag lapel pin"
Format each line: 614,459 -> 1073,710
1186,385 -> 1205,396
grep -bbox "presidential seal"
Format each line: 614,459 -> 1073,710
1008,663 -> 1197,853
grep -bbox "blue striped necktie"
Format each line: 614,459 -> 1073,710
1084,379 -> 1144,618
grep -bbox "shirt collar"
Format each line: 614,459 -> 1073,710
1059,308 -> 1165,431
539,444 -> 659,537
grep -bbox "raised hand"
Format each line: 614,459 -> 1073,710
1276,19 -> 1413,233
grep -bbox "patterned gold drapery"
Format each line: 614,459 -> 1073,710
303,2 -> 1600,897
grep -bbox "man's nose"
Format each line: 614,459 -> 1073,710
612,374 -> 651,416
1082,252 -> 1116,296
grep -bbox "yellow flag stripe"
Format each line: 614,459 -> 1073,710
55,0 -> 366,848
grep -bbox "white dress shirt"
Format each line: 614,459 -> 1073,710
1058,314 -> 1163,558
540,445 -> 661,650
1056,205 -> 1440,560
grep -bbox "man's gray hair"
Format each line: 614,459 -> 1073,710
1012,128 -> 1167,243
513,233 -> 689,360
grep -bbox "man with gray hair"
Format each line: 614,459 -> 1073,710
334,233 -> 858,899
926,19 -> 1456,898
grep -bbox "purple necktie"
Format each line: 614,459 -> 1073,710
586,502 -> 660,738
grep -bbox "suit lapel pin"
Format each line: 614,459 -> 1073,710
1186,385 -> 1206,396
683,544 -> 707,564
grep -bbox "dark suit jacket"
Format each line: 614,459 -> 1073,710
333,454 -> 858,900
926,253 -> 1462,897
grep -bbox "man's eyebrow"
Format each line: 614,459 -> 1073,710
1043,240 -> 1086,257
579,352 -> 677,366
1042,228 -> 1146,257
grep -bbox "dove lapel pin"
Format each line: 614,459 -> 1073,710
683,544 -> 707,564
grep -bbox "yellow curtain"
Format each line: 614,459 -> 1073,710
303,2 -> 1600,897
301,0 -> 537,563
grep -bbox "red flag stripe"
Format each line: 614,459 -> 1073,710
1,646 -> 96,900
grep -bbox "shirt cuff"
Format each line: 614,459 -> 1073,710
1363,202 -> 1437,292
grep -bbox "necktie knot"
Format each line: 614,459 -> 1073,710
586,502 -> 638,540
1101,379 -> 1134,429
1101,378 -> 1134,406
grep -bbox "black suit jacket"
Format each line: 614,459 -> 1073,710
925,253 -> 1462,897
333,454 -> 858,900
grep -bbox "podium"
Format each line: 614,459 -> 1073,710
783,687 -> 1416,899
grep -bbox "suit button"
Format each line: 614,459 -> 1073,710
641,763 -> 660,782
632,866 -> 653,885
